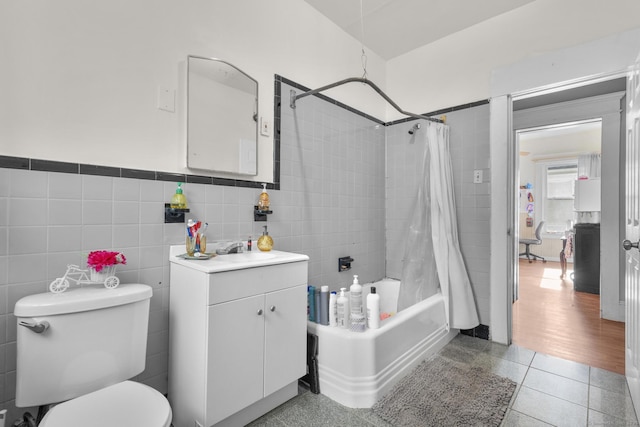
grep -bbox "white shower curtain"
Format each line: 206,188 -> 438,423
398,122 -> 480,330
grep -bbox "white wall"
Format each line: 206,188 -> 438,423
0,0 -> 387,183
386,0 -> 640,119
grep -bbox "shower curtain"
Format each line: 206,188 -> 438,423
398,122 -> 480,330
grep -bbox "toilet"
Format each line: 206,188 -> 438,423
14,284 -> 172,427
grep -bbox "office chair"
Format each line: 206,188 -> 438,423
519,221 -> 546,263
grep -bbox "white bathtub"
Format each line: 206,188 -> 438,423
307,278 -> 457,408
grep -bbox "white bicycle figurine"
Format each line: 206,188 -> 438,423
49,264 -> 120,293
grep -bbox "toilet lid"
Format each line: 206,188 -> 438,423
39,381 -> 172,427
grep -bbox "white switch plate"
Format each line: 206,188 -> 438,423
157,86 -> 175,112
260,117 -> 271,136
473,170 -> 483,184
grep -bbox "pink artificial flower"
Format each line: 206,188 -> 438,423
87,250 -> 127,272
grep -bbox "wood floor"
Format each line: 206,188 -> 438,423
513,259 -> 625,374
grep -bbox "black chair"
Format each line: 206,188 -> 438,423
519,221 -> 546,263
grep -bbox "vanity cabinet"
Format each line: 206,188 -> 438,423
168,249 -> 308,427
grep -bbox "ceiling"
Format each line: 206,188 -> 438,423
303,0 -> 536,60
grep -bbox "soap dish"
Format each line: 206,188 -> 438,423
177,253 -> 216,260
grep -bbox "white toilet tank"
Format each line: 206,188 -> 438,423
14,284 -> 153,407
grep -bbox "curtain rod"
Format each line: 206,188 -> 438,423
289,77 -> 444,124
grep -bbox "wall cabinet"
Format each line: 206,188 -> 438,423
168,250 -> 308,427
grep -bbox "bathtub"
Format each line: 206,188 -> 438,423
306,278 -> 457,408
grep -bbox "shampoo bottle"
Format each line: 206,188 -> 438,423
314,287 -> 321,324
337,288 -> 349,328
366,286 -> 380,329
350,275 -> 365,332
257,225 -> 274,251
329,291 -> 337,327
308,286 -> 316,322
319,286 -> 329,325
258,183 -> 270,210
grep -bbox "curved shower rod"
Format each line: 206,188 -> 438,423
289,77 -> 444,124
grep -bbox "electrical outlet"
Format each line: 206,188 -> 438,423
473,170 -> 483,184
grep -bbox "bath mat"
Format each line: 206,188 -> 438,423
372,355 -> 516,427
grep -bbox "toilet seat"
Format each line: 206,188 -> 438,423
39,380 -> 172,427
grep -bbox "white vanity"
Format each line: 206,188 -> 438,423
168,246 -> 309,427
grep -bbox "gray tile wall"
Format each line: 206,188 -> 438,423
279,83 -> 387,289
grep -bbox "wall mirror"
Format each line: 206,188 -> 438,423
187,55 -> 258,175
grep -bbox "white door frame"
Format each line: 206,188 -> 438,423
489,27 -> 640,345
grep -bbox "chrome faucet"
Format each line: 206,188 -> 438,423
216,241 -> 244,255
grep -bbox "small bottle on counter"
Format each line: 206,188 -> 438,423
247,236 -> 252,251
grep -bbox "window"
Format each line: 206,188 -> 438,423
536,160 -> 578,235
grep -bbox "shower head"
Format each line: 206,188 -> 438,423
408,123 -> 421,135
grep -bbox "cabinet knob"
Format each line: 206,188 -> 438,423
270,306 -> 276,312
623,239 -> 640,251
257,309 -> 263,316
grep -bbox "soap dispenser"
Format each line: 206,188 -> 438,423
257,183 -> 270,211
257,225 -> 273,252
170,182 -> 188,209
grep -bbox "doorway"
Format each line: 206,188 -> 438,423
511,120 -> 626,371
508,80 -> 626,371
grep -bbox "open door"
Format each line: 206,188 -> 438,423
624,52 -> 640,417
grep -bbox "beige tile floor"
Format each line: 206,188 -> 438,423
247,334 -> 639,427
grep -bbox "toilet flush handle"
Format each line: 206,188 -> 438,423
19,320 -> 50,334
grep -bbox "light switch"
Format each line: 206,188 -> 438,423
473,170 -> 483,184
260,117 -> 271,136
157,86 -> 175,112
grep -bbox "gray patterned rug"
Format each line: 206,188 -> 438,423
372,355 -> 516,427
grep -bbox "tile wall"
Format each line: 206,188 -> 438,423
279,81 -> 387,287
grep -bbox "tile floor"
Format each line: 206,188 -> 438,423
247,334 -> 639,426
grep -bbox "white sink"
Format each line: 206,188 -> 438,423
169,246 -> 308,273
217,252 -> 276,263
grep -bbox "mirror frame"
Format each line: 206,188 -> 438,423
186,55 -> 259,175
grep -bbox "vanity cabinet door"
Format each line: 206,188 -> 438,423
263,285 -> 307,397
206,294 -> 265,426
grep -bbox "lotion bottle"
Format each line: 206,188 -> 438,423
366,286 -> 380,329
349,275 -> 363,316
337,288 -> 349,328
